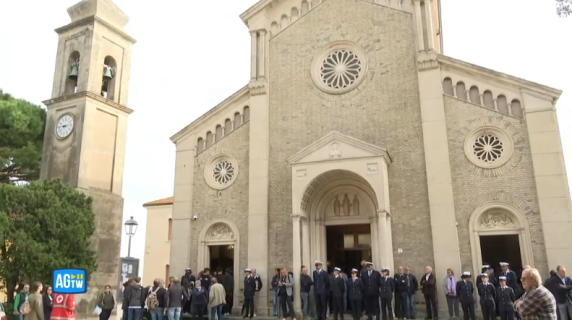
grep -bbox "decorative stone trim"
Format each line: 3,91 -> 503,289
461,191 -> 538,225
458,116 -> 524,177
203,150 -> 239,191
311,41 -> 369,96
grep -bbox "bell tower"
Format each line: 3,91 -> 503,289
40,0 -> 135,311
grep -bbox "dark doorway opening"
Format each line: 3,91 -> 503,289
326,224 -> 372,275
209,245 -> 234,273
480,234 -> 523,284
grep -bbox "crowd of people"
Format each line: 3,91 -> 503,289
11,282 -> 75,320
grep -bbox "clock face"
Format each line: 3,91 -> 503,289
55,114 -> 74,139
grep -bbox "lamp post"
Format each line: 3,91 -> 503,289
124,216 -> 138,258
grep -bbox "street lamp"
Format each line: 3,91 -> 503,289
124,216 -> 138,258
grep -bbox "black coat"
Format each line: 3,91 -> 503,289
181,274 -> 196,290
380,276 -> 395,298
548,275 -> 572,304
456,280 -> 475,304
221,273 -> 234,295
360,269 -> 382,296
348,278 -> 364,300
394,274 -> 408,294
313,269 -> 330,295
243,275 -> 257,298
403,274 -> 418,294
331,276 -> 346,298
477,283 -> 496,304
165,284 -> 188,308
498,270 -> 518,291
496,286 -> 515,312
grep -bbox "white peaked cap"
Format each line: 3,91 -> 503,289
315,260 -> 323,265
382,267 -> 390,271
462,272 -> 471,276
500,262 -> 509,266
351,268 -> 358,272
365,262 -> 373,265
481,273 -> 489,277
334,267 -> 341,271
244,268 -> 252,272
481,265 -> 490,269
499,276 -> 507,280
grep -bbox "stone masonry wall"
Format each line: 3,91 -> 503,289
268,0 -> 434,275
443,95 -> 548,277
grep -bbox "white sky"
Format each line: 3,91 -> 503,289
0,0 -> 570,282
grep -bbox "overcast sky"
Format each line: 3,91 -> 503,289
0,0 -> 570,282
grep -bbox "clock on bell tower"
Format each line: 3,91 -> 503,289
40,0 -> 135,312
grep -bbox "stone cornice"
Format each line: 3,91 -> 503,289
438,54 -> 562,104
42,91 -> 134,115
240,0 -> 273,26
417,50 -> 439,71
55,16 -> 136,44
170,85 -> 250,144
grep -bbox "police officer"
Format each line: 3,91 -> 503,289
478,273 -> 496,320
360,262 -> 382,320
499,262 -> 519,297
314,260 -> 330,320
477,265 -> 498,288
457,272 -> 476,320
496,276 -> 515,320
243,268 -> 256,319
331,267 -> 346,320
380,268 -> 395,320
348,269 -> 364,320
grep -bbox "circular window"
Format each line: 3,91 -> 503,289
204,154 -> 239,190
464,126 -> 514,169
311,41 -> 368,95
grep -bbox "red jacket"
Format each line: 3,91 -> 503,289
51,294 -> 75,320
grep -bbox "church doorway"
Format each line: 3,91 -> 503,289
209,244 -> 235,273
480,234 -> 523,281
326,224 -> 372,274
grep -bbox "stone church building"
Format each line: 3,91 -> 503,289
143,0 -> 572,314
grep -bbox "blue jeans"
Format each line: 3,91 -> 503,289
406,293 -> 416,318
168,307 -> 181,320
122,309 -> 128,320
210,304 -> 223,320
301,292 -> 310,318
272,290 -> 279,315
151,308 -> 164,320
127,308 -> 143,320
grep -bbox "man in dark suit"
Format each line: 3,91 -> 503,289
553,265 -> 572,320
380,268 -> 396,320
314,260 -> 330,320
331,267 -> 346,320
477,273 -> 496,320
360,262 -> 382,320
394,266 -> 408,320
499,262 -> 519,297
420,266 -> 438,320
497,276 -> 515,320
348,269 -> 364,320
243,269 -> 256,319
457,272 -> 476,320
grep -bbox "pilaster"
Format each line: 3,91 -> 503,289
292,214 -> 302,314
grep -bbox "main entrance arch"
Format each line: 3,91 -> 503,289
287,131 -> 393,312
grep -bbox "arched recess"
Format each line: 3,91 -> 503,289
511,99 -> 523,119
483,90 -> 494,109
102,56 -> 118,101
456,82 -> 467,101
215,125 -> 223,142
442,78 -> 454,96
468,203 -> 534,277
224,119 -> 232,134
497,95 -> 509,114
197,219 -> 241,309
65,51 -> 81,95
197,137 -> 204,154
301,1 -> 310,14
469,86 -> 481,105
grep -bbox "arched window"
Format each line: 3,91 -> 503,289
168,218 -> 172,241
301,1 -> 310,14
483,91 -> 494,109
469,86 -> 481,105
102,56 -> 118,101
497,95 -> 509,114
442,78 -> 454,96
511,99 -> 523,119
206,131 -> 214,147
65,51 -> 80,95
165,265 -> 170,286
291,8 -> 300,21
215,125 -> 223,141
225,119 -> 232,134
280,15 -> 289,30
243,106 -> 250,122
456,82 -> 467,101
270,22 -> 279,37
234,112 -> 242,127
197,138 -> 204,154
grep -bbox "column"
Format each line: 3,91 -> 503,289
369,216 -> 380,266
302,218 -> 311,268
250,31 -> 257,79
424,0 -> 435,50
377,210 -> 388,267
384,213 -> 395,269
414,1 -> 425,50
292,214 -> 302,313
258,30 -> 266,80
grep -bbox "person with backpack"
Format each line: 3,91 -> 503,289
97,285 -> 116,320
13,283 -> 30,320
25,282 -> 44,320
146,279 -> 167,320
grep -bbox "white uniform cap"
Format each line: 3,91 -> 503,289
351,269 -> 358,273
315,260 -> 323,265
481,265 -> 490,269
500,262 -> 509,266
481,273 -> 489,277
462,272 -> 471,276
365,262 -> 373,266
334,267 -> 341,272
382,267 -> 390,271
499,276 -> 507,281
244,268 -> 252,272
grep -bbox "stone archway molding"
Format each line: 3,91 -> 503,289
197,218 -> 241,311
467,193 -> 535,277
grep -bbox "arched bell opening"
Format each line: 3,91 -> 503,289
65,51 -> 80,95
102,56 -> 118,101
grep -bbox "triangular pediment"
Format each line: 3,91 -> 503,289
287,131 -> 392,164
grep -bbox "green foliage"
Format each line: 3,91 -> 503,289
0,179 -> 97,302
0,89 -> 46,184
557,0 -> 572,17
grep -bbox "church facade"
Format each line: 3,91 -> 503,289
157,0 -> 572,314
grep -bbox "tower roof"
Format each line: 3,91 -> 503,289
67,0 -> 129,29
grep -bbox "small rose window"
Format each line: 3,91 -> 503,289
472,134 -> 504,163
320,50 -> 362,89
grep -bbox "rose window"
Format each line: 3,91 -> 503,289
472,134 -> 504,163
320,50 -> 362,89
212,160 -> 235,184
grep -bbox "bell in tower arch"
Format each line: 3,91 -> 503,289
101,64 -> 116,94
68,59 -> 80,80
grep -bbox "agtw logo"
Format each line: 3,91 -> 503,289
53,269 -> 87,294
